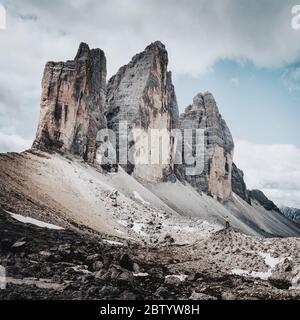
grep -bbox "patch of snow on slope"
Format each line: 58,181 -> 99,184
133,273 -> 149,277
165,274 -> 188,282
6,211 -> 64,230
102,239 -> 125,246
232,252 -> 287,280
133,191 -> 150,205
5,277 -> 62,290
259,252 -> 286,269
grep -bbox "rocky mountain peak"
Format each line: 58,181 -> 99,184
145,40 -> 166,50
74,42 -> 91,60
144,41 -> 168,63
106,41 -> 178,182
179,92 -> 234,201
33,43 -> 107,163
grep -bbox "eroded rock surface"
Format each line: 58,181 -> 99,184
179,92 -> 234,201
232,163 -> 251,204
106,41 -> 179,182
33,43 -> 107,163
249,189 -> 280,212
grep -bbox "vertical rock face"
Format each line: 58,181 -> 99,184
33,43 -> 107,163
106,41 -> 179,183
231,163 -> 251,204
179,92 -> 234,201
280,207 -> 300,221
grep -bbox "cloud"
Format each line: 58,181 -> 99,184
2,0 -> 300,77
0,132 -> 32,152
235,140 -> 300,208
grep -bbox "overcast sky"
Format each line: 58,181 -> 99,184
0,0 -> 300,207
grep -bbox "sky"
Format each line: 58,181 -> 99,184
0,0 -> 300,208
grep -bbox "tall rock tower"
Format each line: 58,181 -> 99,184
33,43 -> 107,163
106,41 -> 179,183
179,92 -> 234,201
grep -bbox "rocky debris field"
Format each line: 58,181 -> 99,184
0,209 -> 299,300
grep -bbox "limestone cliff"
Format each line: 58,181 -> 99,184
179,92 -> 234,201
106,41 -> 179,182
231,163 -> 251,204
33,43 -> 107,163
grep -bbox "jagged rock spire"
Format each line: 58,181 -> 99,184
33,42 -> 107,163
106,41 -> 179,182
179,92 -> 234,201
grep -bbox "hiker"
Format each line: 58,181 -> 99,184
110,189 -> 119,207
224,216 -> 230,229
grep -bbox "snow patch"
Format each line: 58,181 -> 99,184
165,274 -> 188,282
6,277 -> 62,290
6,211 -> 64,230
102,239 -> 124,246
259,252 -> 286,269
133,191 -> 150,205
133,273 -> 149,277
232,252 -> 288,280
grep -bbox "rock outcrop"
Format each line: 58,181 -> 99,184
33,43 -> 107,163
231,163 -> 251,204
106,41 -> 179,183
179,92 -> 234,201
280,207 -> 300,221
249,190 -> 280,212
